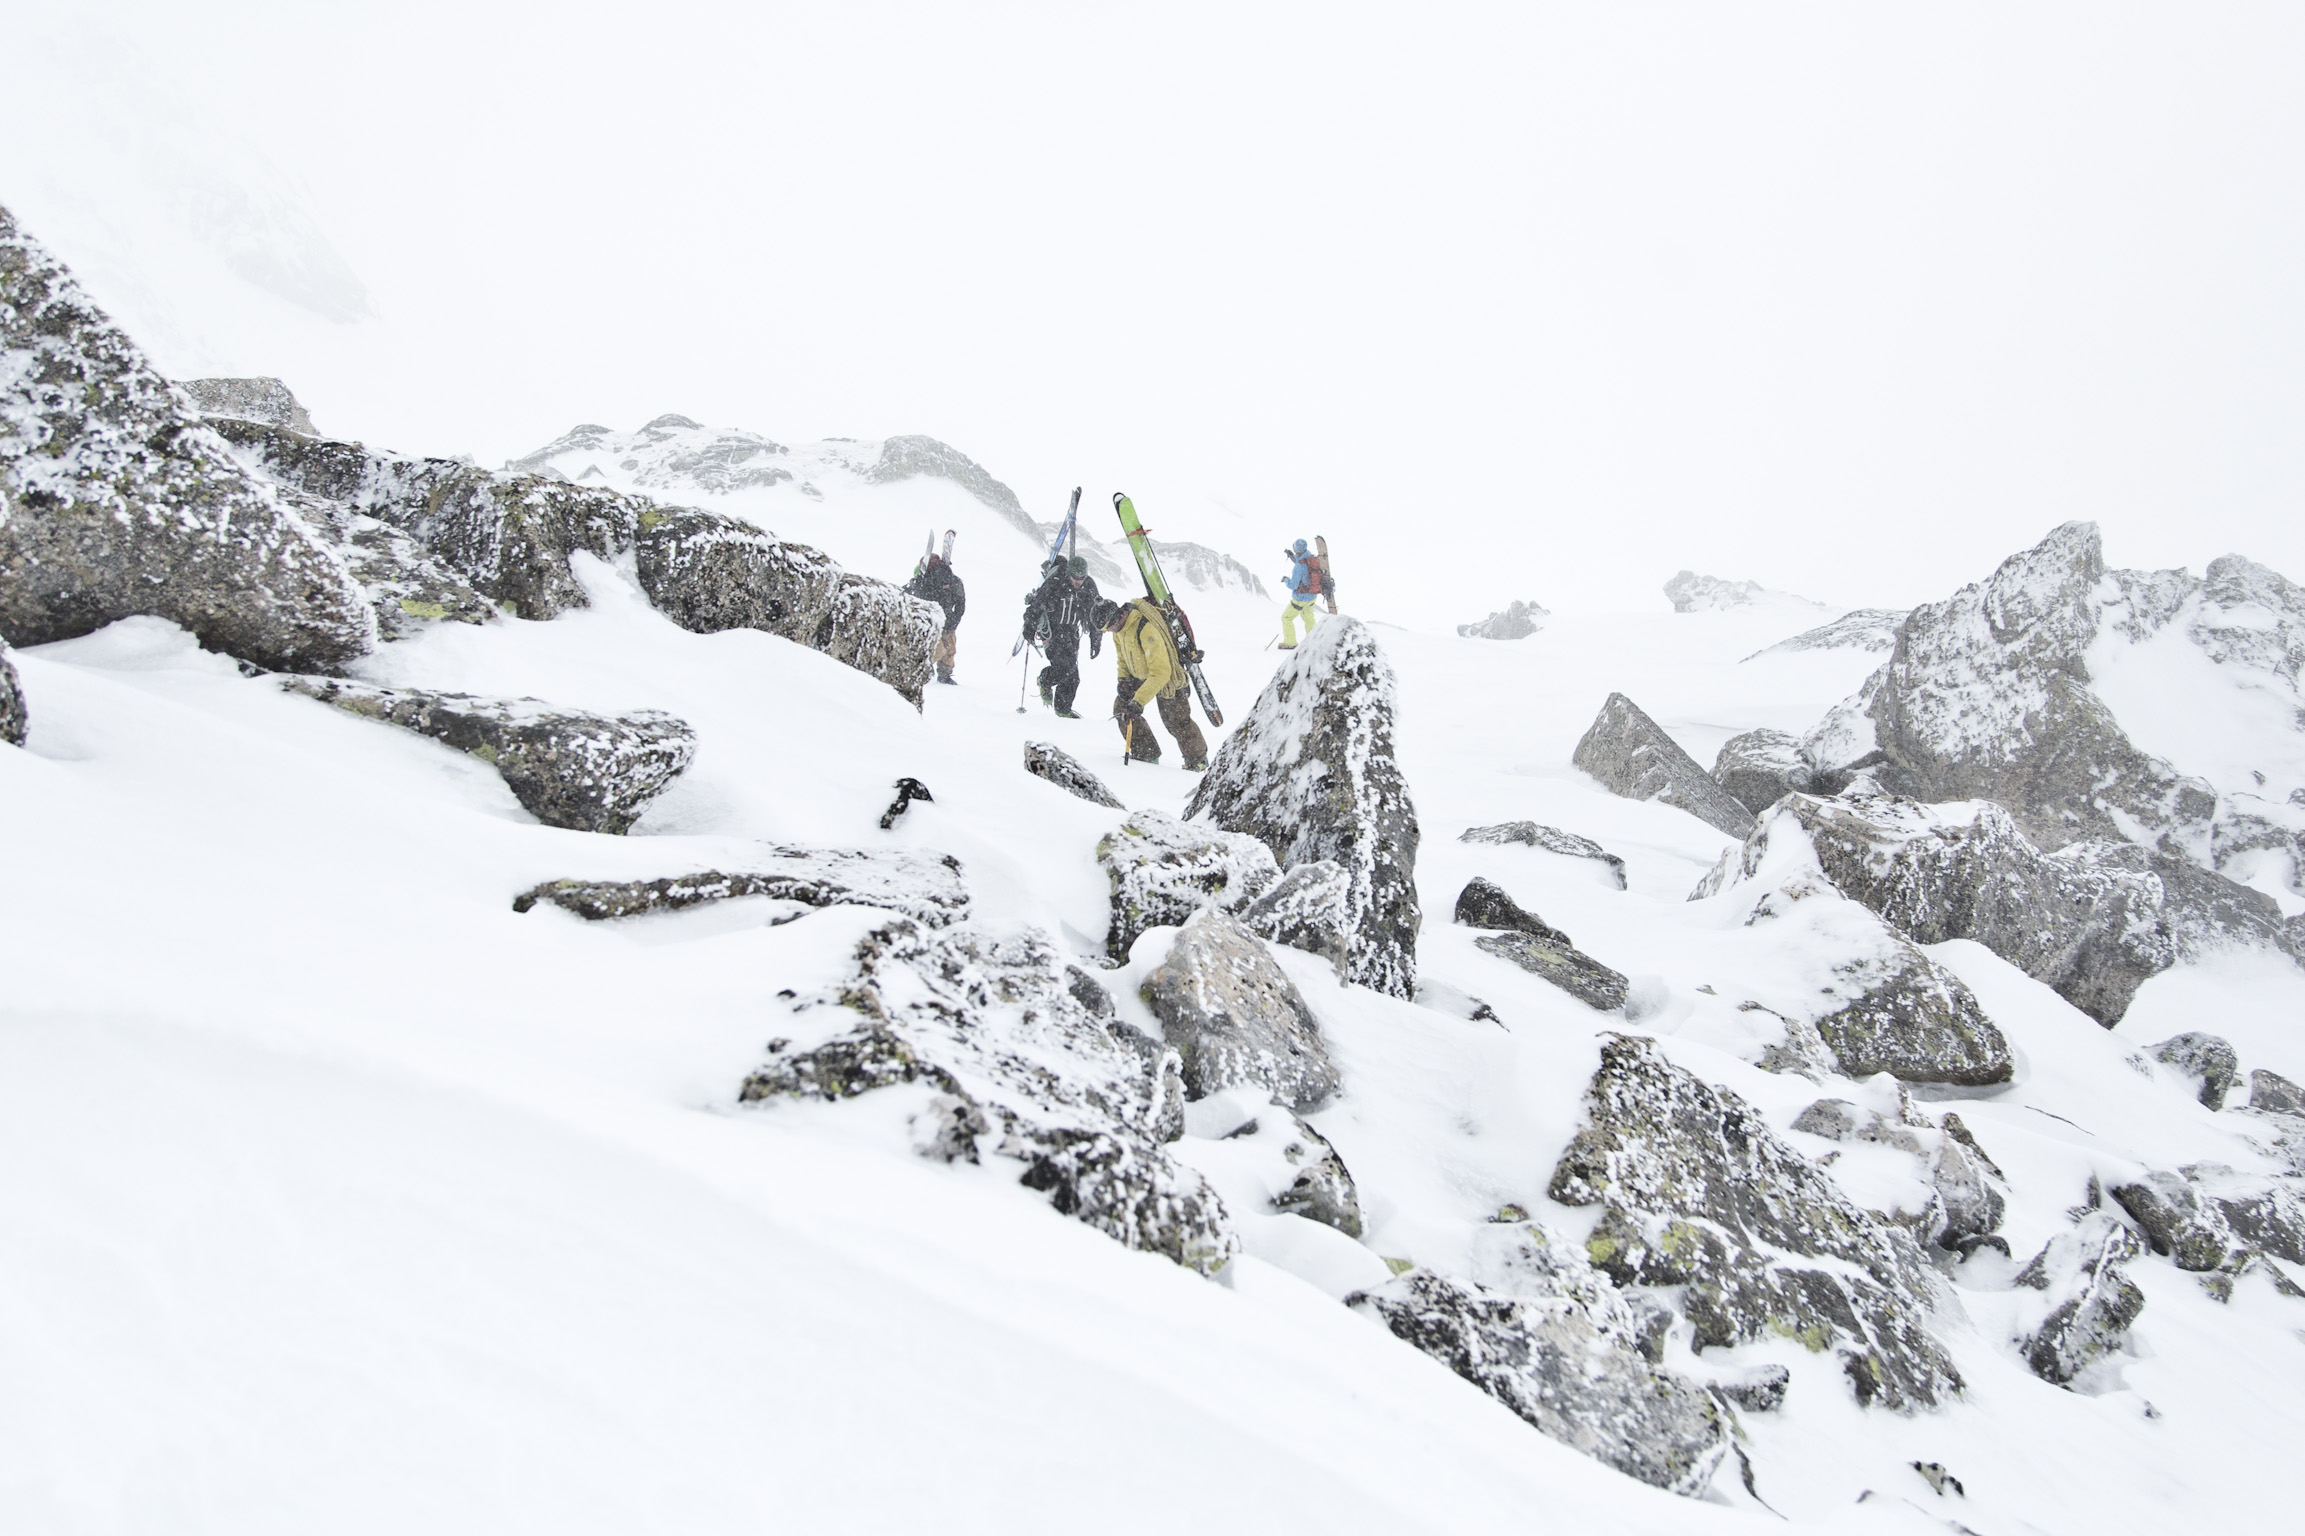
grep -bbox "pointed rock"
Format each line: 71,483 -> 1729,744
1572,693 -> 1755,839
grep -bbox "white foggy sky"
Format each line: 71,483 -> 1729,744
6,2 -> 2303,626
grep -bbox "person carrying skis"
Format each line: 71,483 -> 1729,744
1102,596 -> 1208,770
1022,555 -> 1102,716
1280,538 -> 1323,649
905,553 -> 966,684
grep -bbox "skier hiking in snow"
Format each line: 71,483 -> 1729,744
1101,596 -> 1208,770
1022,555 -> 1101,717
905,549 -> 966,684
1280,538 -> 1325,648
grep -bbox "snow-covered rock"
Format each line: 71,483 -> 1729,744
1185,617 -> 1422,998
2255,1070 -> 2305,1115
2012,1211 -> 2147,1386
2110,1164 -> 2305,1295
0,205 -> 374,672
1096,808 -> 1280,964
1458,821 -> 1627,889
1456,599 -> 1549,640
278,677 -> 695,834
512,847 -> 969,927
1260,1112 -> 1362,1236
1454,877 -> 1629,1012
1549,1034 -> 1962,1409
181,375 -> 317,434
1663,570 -> 1827,614
0,638 -> 23,745
1572,692 -> 1756,839
1139,907 -> 1340,1112
1235,859 -> 1352,974
740,918 -> 1230,1274
1790,1097 -> 2008,1256
510,416 -> 795,495
1347,1268 -> 1730,1496
1022,740 -> 1124,809
1742,608 -> 1908,661
1711,727 -> 1812,817
2151,1032 -> 2241,1111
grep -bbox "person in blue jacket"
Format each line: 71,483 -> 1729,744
1279,539 -> 1324,648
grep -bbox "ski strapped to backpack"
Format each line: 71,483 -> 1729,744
1315,534 -> 1337,613
1014,487 -> 1083,658
1112,492 -> 1224,728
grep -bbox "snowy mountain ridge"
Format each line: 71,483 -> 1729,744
1665,570 -> 1831,614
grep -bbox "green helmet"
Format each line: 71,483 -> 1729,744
1067,555 -> 1088,577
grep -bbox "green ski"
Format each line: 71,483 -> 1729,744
1112,493 -> 1224,727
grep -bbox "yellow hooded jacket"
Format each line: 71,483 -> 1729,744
1114,598 -> 1184,705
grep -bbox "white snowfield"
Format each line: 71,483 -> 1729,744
6,505 -> 2305,1534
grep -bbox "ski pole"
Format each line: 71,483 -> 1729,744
1123,716 -> 1134,767
1016,643 -> 1032,714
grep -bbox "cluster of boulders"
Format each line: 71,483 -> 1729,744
1456,599 -> 1549,640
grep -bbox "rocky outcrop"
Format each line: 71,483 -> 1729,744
1096,808 -> 1280,964
279,677 -> 694,834
1742,609 -> 1909,661
0,205 -> 374,673
1236,860 -> 1352,974
1456,600 -> 1549,640
1791,1098 -> 2007,1256
0,640 -> 24,746
181,376 -> 317,434
2254,1070 -> 2305,1115
2013,1211 -> 2146,1385
2110,1163 -> 2305,1291
1347,1269 -> 1729,1496
1698,790 -> 2301,1027
1712,728 -> 1812,817
1139,907 -> 1339,1112
741,919 -> 1229,1273
1454,877 -> 1628,1011
1459,821 -> 1627,889
1549,1034 -> 1961,1409
513,847 -> 968,926
1185,617 -> 1422,998
1023,740 -> 1124,809
1664,571 -> 1825,613
511,417 -> 795,495
263,480 -> 499,641
2151,1033 -> 2240,1111
1572,694 -> 1756,840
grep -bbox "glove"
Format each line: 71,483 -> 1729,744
1117,696 -> 1146,725
1089,631 -> 1103,659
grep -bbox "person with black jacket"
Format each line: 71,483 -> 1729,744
1021,556 -> 1102,716
905,554 -> 966,684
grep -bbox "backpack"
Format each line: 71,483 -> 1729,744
1300,554 -> 1325,598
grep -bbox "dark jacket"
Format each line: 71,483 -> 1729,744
905,558 -> 966,632
1023,570 -> 1102,651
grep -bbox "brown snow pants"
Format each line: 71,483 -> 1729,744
934,628 -> 958,678
1114,681 -> 1206,767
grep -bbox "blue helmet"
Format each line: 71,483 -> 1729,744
1292,539 -> 1309,556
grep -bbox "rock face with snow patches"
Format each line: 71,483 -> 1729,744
1184,617 -> 1422,998
1096,808 -> 1280,963
510,416 -> 796,494
1022,740 -> 1124,809
1234,859 -> 1352,974
1139,907 -> 1340,1112
1573,692 -> 1757,839
1549,1034 -> 1962,1409
741,919 -> 1228,1274
181,376 -> 318,435
512,847 -> 969,927
1459,821 -> 1628,889
279,677 -> 694,834
0,640 -> 24,745
1742,608 -> 1908,661
1347,1269 -> 1729,1496
1456,599 -> 1549,639
1792,1098 -> 2009,1256
1712,728 -> 1813,817
0,206 -> 375,673
2013,1211 -> 2147,1385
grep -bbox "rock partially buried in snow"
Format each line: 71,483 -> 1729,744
1346,1269 -> 1729,1496
1235,859 -> 1352,975
2013,1210 -> 2147,1385
513,847 -> 968,926
1452,876 -> 1570,943
1454,877 -> 1629,1011
1712,728 -> 1813,817
1810,942 -> 2012,1088
1459,820 -> 1627,889
2150,1033 -> 2240,1111
1140,907 -> 1340,1113
1549,1034 -> 1962,1409
1022,740 -> 1124,809
0,206 -> 375,673
1184,616 -> 1422,998
0,640 -> 24,746
2254,1070 -> 2305,1115
1456,599 -> 1549,639
279,677 -> 694,834
1792,1097 -> 2008,1255
1096,808 -> 1279,964
1572,693 -> 1756,840
741,919 -> 1227,1273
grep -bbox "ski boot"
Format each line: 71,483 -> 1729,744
1039,684 -> 1054,707
1054,708 -> 1080,719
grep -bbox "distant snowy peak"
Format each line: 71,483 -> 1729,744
510,415 -> 795,495
1664,570 -> 1828,614
1742,607 -> 1909,661
1457,600 -> 1550,640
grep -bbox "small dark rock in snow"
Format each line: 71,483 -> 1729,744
1096,808 -> 1279,964
1457,877 -> 1629,1010
1711,728 -> 1813,817
1139,907 -> 1340,1113
0,207 -> 375,673
1459,821 -> 1628,889
1453,876 -> 1572,944
1714,1365 -> 1791,1414
1572,693 -> 1757,840
2151,1032 -> 2240,1111
181,376 -> 318,434
1022,740 -> 1124,809
279,677 -> 694,834
1910,1462 -> 1964,1498
742,919 -> 1227,1273
1456,599 -> 1549,639
2013,1212 -> 2147,1385
1236,859 -> 1353,975
2253,1069 -> 2305,1115
879,777 -> 933,830
1346,1269 -> 1729,1496
1264,1114 -> 1363,1237
1184,617 -> 1423,998
0,640 -> 24,746
513,847 -> 969,927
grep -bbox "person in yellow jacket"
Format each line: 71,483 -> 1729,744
1101,597 -> 1209,770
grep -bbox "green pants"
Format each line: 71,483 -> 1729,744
1282,599 -> 1319,647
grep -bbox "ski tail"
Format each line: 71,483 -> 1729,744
942,530 -> 956,564
1112,492 -> 1223,727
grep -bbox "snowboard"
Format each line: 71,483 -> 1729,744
1112,493 -> 1224,727
1316,535 -> 1337,613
